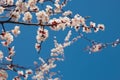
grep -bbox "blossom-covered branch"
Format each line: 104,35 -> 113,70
0,0 -> 119,80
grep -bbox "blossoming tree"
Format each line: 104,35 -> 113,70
0,0 -> 120,80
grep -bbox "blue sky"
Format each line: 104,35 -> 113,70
1,0 -> 120,80
60,0 -> 120,80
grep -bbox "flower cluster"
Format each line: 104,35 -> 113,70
16,0 -> 28,13
35,27 -> 49,51
46,5 -> 53,16
54,0 -> 67,13
0,26 -> 20,47
10,11 -> 21,21
89,21 -> 105,32
28,0 -> 39,11
32,57 -> 60,80
90,43 -> 103,53
33,30 -> 82,80
48,14 -> 105,32
0,32 -> 13,47
12,69 -> 33,80
49,17 -> 70,31
36,10 -> 49,23
36,27 -> 49,42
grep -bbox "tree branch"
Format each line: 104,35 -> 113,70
0,21 -> 52,26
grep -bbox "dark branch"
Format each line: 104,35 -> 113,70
1,23 -> 6,32
0,21 -> 52,26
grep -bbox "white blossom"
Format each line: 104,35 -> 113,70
46,5 -> 53,11
54,3 -> 60,9
24,74 -> 28,80
51,53 -> 59,57
49,18 -> 61,31
51,44 -> 64,55
32,71 -> 44,80
54,3 -> 62,13
11,11 -> 20,21
28,0 -> 39,12
36,28 -> 49,42
1,32 -> 14,46
16,0 -> 28,13
71,14 -> 85,28
94,27 -> 99,32
6,0 -> 14,5
63,42 -> 71,47
11,26 -> 20,36
112,39 -> 120,47
49,63 -> 56,69
83,26 -> 91,33
25,69 -> 33,75
39,57 -> 45,64
0,50 -> 4,61
49,17 -> 71,31
97,24 -> 105,31
8,46 -> 15,57
90,44 -> 102,53
28,0 -> 37,8
63,10 -> 72,16
1,41 -> 9,47
40,63 -> 50,72
90,21 -> 96,27
54,2 -> 65,13
36,10 -> 49,23
30,5 -> 39,12
35,43 -> 41,51
0,7 -> 5,14
46,5 -> 53,15
5,57 -> 12,62
64,30 -> 72,42
23,12 -> 32,22
60,17 -> 71,26
17,70 -> 24,76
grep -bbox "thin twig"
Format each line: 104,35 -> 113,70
1,23 -> 6,32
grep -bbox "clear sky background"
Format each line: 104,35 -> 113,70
1,0 -> 120,80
